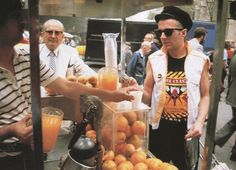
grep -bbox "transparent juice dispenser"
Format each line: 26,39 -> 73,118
100,101 -> 150,156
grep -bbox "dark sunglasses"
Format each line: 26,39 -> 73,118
155,28 -> 183,37
45,30 -> 63,36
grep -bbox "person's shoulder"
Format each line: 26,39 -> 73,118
150,49 -> 164,58
61,44 -> 77,52
189,49 -> 209,60
14,44 -> 30,56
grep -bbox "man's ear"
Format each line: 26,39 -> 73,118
40,31 -> 44,37
181,29 -> 188,37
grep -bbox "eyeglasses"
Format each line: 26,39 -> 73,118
45,30 -> 63,36
155,28 -> 183,37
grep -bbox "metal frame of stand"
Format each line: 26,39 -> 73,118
27,0 -> 228,169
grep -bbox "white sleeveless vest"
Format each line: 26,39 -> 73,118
149,49 -> 208,129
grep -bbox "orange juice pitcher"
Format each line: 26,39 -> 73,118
97,67 -> 118,91
42,107 -> 64,153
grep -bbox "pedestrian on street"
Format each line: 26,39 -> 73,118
142,6 -> 210,169
126,41 -> 151,85
188,27 -> 208,53
215,53 -> 236,161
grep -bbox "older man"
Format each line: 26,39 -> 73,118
40,19 -> 96,95
142,6 -> 210,169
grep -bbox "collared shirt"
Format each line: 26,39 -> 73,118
188,38 -> 204,52
0,47 -> 57,146
39,44 -> 96,78
40,45 -> 60,70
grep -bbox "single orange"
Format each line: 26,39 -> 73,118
117,161 -> 134,170
123,143 -> 136,157
123,111 -> 138,125
145,158 -> 162,170
77,75 -> 88,84
131,121 -> 146,135
102,160 -> 117,170
67,75 -> 77,82
115,143 -> 126,155
116,132 -> 126,145
124,125 -> 132,138
114,154 -> 127,165
126,135 -> 141,149
85,130 -> 96,142
130,151 -> 147,165
117,115 -> 128,132
159,163 -> 178,170
103,150 -> 115,161
134,162 -> 148,170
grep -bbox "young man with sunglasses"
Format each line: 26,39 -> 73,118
142,6 -> 210,169
0,1 -> 134,169
40,19 -> 96,96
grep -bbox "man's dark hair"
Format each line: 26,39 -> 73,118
0,0 -> 23,26
193,27 -> 208,38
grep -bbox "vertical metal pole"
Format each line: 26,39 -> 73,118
201,0 -> 228,169
29,0 -> 44,169
120,0 -> 127,75
120,17 -> 127,74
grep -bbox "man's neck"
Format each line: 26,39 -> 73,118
168,43 -> 187,59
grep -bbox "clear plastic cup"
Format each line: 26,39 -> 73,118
130,91 -> 143,108
42,107 -> 64,153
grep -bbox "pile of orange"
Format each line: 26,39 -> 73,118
102,150 -> 178,170
85,114 -> 178,170
115,111 -> 146,149
67,75 -> 97,87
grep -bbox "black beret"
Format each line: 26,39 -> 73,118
155,6 -> 193,31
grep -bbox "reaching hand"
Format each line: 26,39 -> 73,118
103,90 -> 135,102
120,74 -> 138,87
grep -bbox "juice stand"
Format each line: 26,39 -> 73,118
25,0 -> 229,169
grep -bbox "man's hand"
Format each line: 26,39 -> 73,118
103,90 -> 135,102
119,74 -> 138,87
185,121 -> 204,139
45,87 -> 57,96
11,114 -> 34,145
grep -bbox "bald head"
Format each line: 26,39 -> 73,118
42,19 -> 64,32
42,19 -> 65,51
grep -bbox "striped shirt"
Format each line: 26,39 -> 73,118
0,47 -> 57,145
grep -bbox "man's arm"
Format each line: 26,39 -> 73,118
185,60 -> 210,139
142,59 -> 154,106
46,77 -> 134,102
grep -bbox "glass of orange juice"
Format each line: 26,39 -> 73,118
42,107 -> 64,153
97,67 -> 118,91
